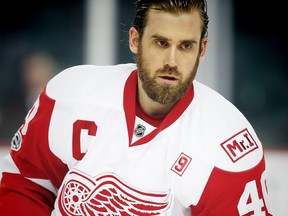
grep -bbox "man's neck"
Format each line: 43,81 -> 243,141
137,78 -> 175,116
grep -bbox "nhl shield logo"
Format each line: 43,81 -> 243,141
134,124 -> 146,137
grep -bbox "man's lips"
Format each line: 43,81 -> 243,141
157,75 -> 179,84
159,75 -> 178,81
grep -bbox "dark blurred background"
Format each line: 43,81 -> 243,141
233,1 -> 287,148
0,0 -> 287,148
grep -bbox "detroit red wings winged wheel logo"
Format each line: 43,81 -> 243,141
58,171 -> 171,215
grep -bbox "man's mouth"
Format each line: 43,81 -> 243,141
159,75 -> 178,81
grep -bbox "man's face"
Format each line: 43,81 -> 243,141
130,9 -> 207,105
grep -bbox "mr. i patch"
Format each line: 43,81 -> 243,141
220,128 -> 258,162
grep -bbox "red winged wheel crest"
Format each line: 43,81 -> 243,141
58,171 -> 171,215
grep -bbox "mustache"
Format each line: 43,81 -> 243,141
157,64 -> 179,75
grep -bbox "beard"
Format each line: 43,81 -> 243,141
136,45 -> 200,105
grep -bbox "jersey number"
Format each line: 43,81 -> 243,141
237,171 -> 272,215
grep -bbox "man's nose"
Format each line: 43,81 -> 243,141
164,46 -> 178,68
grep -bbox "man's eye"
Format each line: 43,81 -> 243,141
156,40 -> 168,47
181,43 -> 192,50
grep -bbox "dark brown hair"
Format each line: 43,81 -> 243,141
133,0 -> 209,40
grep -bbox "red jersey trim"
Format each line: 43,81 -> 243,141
191,156 -> 272,216
12,87 -> 68,188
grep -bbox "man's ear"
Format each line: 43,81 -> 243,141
199,38 -> 208,62
129,27 -> 139,54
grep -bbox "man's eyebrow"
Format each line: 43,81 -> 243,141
151,34 -> 197,44
180,39 -> 197,44
151,34 -> 170,41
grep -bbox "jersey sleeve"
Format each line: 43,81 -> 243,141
190,155 -> 273,216
0,88 -> 69,215
187,81 -> 273,215
0,172 -> 55,215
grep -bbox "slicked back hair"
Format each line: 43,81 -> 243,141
133,0 -> 209,40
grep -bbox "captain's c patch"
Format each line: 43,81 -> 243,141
220,128 -> 258,162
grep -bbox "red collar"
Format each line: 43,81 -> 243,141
124,70 -> 194,146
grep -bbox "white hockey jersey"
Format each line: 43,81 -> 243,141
0,63 -> 272,215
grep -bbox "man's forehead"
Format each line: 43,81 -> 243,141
146,9 -> 201,27
144,9 -> 202,40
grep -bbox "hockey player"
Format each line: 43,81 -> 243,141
0,0 -> 273,215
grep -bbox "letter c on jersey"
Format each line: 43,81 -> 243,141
72,120 -> 97,160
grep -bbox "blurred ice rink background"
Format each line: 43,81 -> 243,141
0,0 -> 287,215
